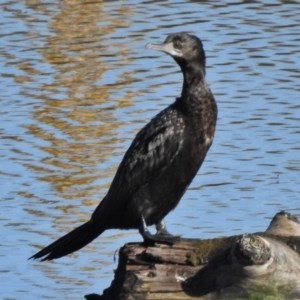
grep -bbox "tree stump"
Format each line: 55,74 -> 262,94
86,211 -> 300,300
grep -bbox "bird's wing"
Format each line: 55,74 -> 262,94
92,107 -> 185,218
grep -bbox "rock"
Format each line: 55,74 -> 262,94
87,211 -> 300,300
266,210 -> 300,236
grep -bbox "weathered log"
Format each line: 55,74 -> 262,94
86,211 -> 300,300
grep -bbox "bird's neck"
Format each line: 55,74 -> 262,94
180,67 -> 207,101
176,66 -> 215,116
181,62 -> 205,88
181,75 -> 205,95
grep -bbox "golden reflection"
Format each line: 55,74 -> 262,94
21,1 -> 141,212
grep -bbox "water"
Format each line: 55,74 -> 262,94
1,1 -> 300,299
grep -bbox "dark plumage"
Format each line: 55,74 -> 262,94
30,32 -> 217,261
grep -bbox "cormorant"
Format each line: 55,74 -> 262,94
30,32 -> 217,261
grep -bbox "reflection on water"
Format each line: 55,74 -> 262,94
26,1 -> 139,204
1,1 -> 300,299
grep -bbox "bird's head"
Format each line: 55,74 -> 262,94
146,32 -> 206,77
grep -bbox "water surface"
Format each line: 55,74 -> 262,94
1,1 -> 300,299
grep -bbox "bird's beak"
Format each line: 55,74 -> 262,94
146,42 -> 182,57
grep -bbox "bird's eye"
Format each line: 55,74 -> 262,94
173,41 -> 180,49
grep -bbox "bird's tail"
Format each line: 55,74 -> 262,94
29,220 -> 104,261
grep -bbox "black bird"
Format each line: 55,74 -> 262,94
30,32 -> 217,261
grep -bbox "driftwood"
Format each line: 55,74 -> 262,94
86,211 -> 300,300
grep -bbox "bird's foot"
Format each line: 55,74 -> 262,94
155,230 -> 181,244
142,229 -> 180,245
139,215 -> 180,245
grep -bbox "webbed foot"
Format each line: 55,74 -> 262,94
139,216 -> 180,245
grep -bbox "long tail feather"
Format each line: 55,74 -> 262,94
29,220 -> 104,261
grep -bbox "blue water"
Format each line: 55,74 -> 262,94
1,1 -> 300,299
